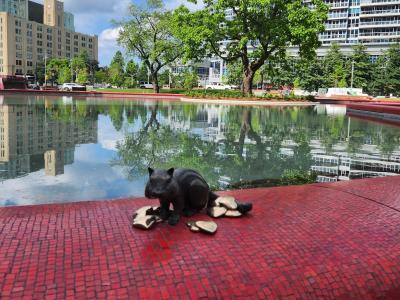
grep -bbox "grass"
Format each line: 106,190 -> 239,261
94,88 -> 186,94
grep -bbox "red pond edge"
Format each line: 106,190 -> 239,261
0,176 -> 399,299
0,89 -> 183,99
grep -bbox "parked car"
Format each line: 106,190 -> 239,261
205,83 -> 238,90
60,83 -> 86,91
139,81 -> 154,89
28,83 -> 40,90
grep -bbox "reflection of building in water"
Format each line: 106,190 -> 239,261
0,103 -> 97,181
166,104 -> 229,142
279,139 -> 400,183
167,104 -> 400,184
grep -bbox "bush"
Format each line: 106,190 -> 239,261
280,170 -> 317,186
184,89 -> 316,101
185,89 -> 244,99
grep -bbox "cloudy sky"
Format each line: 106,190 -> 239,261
35,0 -> 202,66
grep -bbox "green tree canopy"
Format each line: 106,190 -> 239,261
371,43 -> 400,96
95,67 -> 109,84
118,0 -> 183,93
125,60 -> 139,87
350,44 -> 372,92
323,43 -> 349,88
109,51 -> 126,87
172,0 -> 328,95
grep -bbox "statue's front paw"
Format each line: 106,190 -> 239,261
168,214 -> 180,226
159,208 -> 170,220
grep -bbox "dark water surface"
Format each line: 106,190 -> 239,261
0,95 -> 399,206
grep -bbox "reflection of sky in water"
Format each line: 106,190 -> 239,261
0,97 -> 400,207
0,115 -> 146,206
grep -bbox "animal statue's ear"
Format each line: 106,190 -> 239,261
148,167 -> 154,176
167,168 -> 175,176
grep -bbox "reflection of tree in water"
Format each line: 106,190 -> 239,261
38,98 -> 400,189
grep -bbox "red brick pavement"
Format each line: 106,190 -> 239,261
0,176 -> 400,299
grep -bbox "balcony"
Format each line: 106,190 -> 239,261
361,0 -> 400,7
328,13 -> 349,20
359,30 -> 400,39
360,19 -> 400,28
361,8 -> 400,17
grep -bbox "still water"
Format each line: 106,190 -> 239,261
0,95 -> 399,206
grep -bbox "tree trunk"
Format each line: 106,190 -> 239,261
242,69 -> 255,96
152,72 -> 160,93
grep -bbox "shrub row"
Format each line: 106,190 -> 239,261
184,89 -> 315,102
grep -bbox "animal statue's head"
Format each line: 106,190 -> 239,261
145,167 -> 175,199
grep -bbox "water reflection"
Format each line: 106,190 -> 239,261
0,95 -> 399,205
0,97 -> 97,180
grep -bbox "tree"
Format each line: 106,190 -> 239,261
264,56 -> 298,89
95,67 -> 109,84
58,63 -> 71,84
297,57 -> 326,92
109,51 -> 125,87
76,68 -> 89,84
118,0 -> 183,93
323,43 -> 349,88
349,44 -> 372,93
173,0 -> 328,95
159,69 -> 171,87
224,60 -> 243,88
71,52 -> 87,84
35,62 -> 45,84
125,60 -> 138,87
384,43 -> 400,96
137,63 -> 149,82
182,70 -> 199,90
45,58 -> 70,85
371,43 -> 400,96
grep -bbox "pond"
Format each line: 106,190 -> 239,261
0,95 -> 399,206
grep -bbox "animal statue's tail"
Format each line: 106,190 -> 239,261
208,191 -> 253,214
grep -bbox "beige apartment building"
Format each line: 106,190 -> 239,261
0,0 -> 98,76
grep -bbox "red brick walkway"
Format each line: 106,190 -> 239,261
0,177 -> 400,299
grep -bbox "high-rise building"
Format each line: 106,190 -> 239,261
200,1 -> 400,84
295,0 -> 400,58
0,0 -> 98,76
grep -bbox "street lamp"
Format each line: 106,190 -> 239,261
44,54 -> 47,88
350,60 -> 355,89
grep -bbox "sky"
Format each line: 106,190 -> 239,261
35,0 -> 203,66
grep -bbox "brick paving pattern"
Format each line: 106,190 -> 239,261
0,176 -> 400,299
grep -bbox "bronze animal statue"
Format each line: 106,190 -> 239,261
145,168 -> 253,225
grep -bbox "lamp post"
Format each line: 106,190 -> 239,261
350,60 -> 355,89
44,54 -> 47,88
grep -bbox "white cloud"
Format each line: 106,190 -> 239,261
97,115 -> 125,150
98,27 -> 124,66
164,0 -> 204,10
